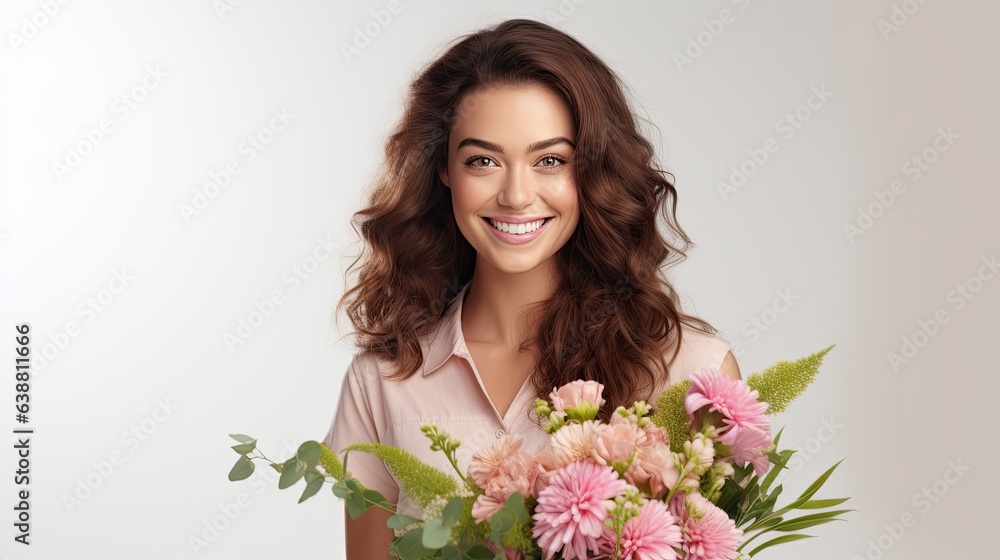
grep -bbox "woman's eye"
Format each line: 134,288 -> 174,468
537,155 -> 568,169
463,156 -> 497,169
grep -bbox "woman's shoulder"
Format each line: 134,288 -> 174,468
661,322 -> 734,386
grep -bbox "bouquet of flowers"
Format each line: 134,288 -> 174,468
228,344 -> 850,559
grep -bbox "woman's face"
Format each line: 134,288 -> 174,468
438,84 -> 580,275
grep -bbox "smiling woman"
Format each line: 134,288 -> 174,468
322,18 -> 740,558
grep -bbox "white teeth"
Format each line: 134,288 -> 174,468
489,218 -> 545,234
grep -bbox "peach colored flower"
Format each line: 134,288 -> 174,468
628,441 -> 681,499
468,434 -> 538,523
549,379 -> 605,412
534,420 -> 597,494
591,421 -> 641,469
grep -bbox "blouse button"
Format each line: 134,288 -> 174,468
495,428 -> 506,439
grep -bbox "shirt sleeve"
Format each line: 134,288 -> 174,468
321,353 -> 400,505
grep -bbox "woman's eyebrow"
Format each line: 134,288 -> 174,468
456,136 -> 576,154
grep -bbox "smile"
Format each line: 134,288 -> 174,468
481,217 -> 553,245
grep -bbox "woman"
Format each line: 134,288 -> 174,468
322,18 -> 741,559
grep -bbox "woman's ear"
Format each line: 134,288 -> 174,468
437,162 -> 450,188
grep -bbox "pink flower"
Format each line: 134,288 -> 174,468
468,435 -> 538,523
549,380 -> 606,413
677,492 -> 742,560
719,424 -> 772,476
600,499 -> 682,560
592,421 -> 641,469
532,460 -> 626,560
628,441 -> 681,499
685,368 -> 769,444
534,420 -> 598,494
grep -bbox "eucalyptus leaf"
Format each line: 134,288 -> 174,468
442,496 -> 463,526
278,458 -> 306,489
231,441 -> 256,455
298,474 -> 324,503
297,440 -> 322,467
228,455 -> 255,481
387,514 -> 422,529
422,517 -> 452,549
229,434 -> 255,444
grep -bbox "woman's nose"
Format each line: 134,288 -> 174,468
499,166 -> 535,208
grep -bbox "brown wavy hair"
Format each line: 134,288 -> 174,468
334,18 -> 725,423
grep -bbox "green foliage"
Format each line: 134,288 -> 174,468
711,428 -> 854,557
747,344 -> 836,414
344,442 -> 459,509
651,379 -> 692,452
318,443 -> 344,480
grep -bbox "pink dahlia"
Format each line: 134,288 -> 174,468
532,460 -> 626,560
534,420 -> 598,494
719,423 -> 772,476
677,492 -> 742,560
468,435 -> 538,523
600,499 -> 682,560
685,368 -> 769,442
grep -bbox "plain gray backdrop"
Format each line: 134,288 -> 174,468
1,1 -> 996,558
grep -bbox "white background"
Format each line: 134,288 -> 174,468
1,1 -> 997,558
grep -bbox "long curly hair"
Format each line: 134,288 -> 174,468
334,18 -> 725,422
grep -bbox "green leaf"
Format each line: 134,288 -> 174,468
465,545 -> 498,559
800,497 -> 851,509
747,533 -> 815,557
362,488 -> 393,510
442,497 -> 463,526
331,480 -> 352,500
297,440 -> 322,467
231,441 -> 256,455
278,457 -> 306,489
387,514 -> 422,529
229,433 -> 255,444
422,517 -> 452,549
343,478 -> 369,519
774,459 -> 845,515
298,471 -> 324,503
228,455 -> 255,481
771,509 -> 854,532
392,527 -> 433,558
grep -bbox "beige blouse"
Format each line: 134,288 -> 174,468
321,282 -> 733,520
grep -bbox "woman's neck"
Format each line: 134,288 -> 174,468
461,262 -> 559,349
